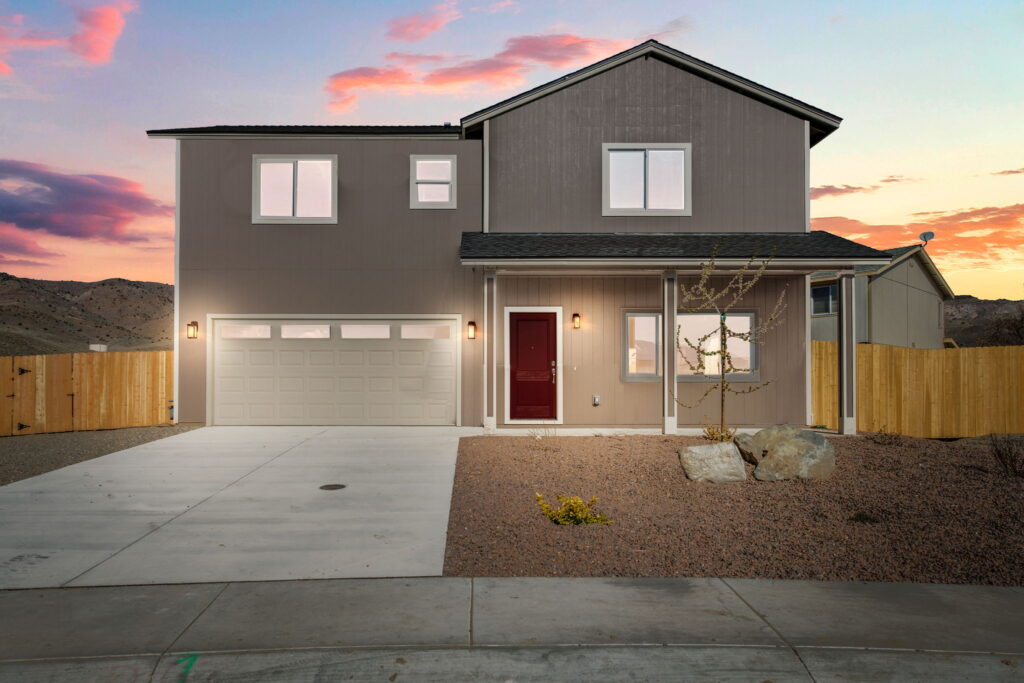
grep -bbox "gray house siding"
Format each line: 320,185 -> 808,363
811,256 -> 945,349
487,55 -> 807,234
811,276 -> 867,343
868,258 -> 945,349
177,138 -> 483,424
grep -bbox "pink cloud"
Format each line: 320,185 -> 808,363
810,184 -> 878,200
471,0 -> 520,14
0,2 -> 134,76
0,223 -> 60,258
68,1 -> 136,64
326,32 -> 632,112
387,1 -> 461,42
0,159 -> 173,243
813,203 -> 1024,273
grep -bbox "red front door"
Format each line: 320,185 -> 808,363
509,312 -> 557,420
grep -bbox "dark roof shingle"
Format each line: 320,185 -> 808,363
460,231 -> 891,261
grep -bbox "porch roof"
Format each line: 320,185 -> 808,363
460,231 -> 892,267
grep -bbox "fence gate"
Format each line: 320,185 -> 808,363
10,354 -> 74,435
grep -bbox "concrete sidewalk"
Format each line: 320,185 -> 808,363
1,577 -> 1021,681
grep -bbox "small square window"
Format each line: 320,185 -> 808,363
253,155 -> 337,224
341,324 -> 391,339
623,312 -> 661,381
401,324 -> 451,339
410,155 -> 456,209
220,324 -> 271,339
281,324 -> 330,339
603,143 -> 691,216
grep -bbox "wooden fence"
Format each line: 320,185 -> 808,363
0,351 -> 173,437
812,341 -> 1024,438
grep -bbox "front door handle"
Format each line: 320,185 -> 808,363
551,366 -> 556,384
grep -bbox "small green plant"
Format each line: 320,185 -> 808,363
535,493 -> 613,525
701,423 -> 736,442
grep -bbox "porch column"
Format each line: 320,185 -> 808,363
483,270 -> 497,432
662,271 -> 677,434
837,272 -> 857,434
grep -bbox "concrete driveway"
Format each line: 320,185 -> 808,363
0,426 -> 479,589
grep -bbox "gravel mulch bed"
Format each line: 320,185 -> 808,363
444,434 -> 1024,585
0,424 -> 197,486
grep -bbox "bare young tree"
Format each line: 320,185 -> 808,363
675,247 -> 787,440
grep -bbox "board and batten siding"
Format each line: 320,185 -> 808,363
675,275 -> 807,427
487,55 -> 807,234
867,258 -> 945,349
497,275 -> 663,426
177,138 -> 483,424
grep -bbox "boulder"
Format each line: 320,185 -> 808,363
753,428 -> 837,481
679,442 -> 747,483
735,424 -> 802,465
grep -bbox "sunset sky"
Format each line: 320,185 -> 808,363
0,0 -> 1021,299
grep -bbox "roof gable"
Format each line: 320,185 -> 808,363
461,40 -> 841,145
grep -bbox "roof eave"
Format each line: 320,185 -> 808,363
461,257 -> 892,268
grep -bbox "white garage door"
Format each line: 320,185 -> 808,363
211,318 -> 458,425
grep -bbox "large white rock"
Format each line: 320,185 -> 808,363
679,442 -> 747,483
752,429 -> 837,481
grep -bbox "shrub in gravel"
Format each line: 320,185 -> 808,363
990,434 -> 1024,479
535,493 -> 613,525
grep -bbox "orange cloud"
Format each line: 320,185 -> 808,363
0,2 -> 134,75
993,167 -> 1024,176
326,32 -> 632,112
813,203 -> 1024,274
810,184 -> 878,200
387,1 -> 461,42
68,1 -> 136,64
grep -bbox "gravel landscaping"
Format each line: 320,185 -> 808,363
0,425 -> 197,486
444,433 -> 1024,585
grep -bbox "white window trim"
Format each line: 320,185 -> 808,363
503,306 -> 563,425
622,310 -> 662,382
252,154 -> 338,225
676,311 -> 759,382
602,142 -> 692,217
410,154 -> 457,209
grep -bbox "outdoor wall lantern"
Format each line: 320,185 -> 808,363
467,321 -> 477,339
572,313 -> 581,329
186,321 -> 199,339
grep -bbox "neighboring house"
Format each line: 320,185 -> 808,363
811,245 -> 955,349
149,40 -> 889,434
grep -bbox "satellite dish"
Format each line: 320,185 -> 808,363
919,231 -> 935,246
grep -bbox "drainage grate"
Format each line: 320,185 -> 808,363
319,484 -> 347,491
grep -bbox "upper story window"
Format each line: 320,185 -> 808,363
252,155 -> 337,224
811,284 -> 838,315
602,143 -> 692,217
410,155 -> 457,209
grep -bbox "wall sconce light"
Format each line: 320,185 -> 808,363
572,313 -> 581,329
186,321 -> 199,339
467,321 -> 476,339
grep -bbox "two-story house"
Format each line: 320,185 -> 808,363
149,41 -> 889,435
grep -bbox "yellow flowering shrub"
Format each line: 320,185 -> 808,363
701,423 -> 736,442
535,493 -> 613,525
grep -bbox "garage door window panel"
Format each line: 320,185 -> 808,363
221,324 -> 272,339
281,324 -> 330,339
341,324 -> 392,339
